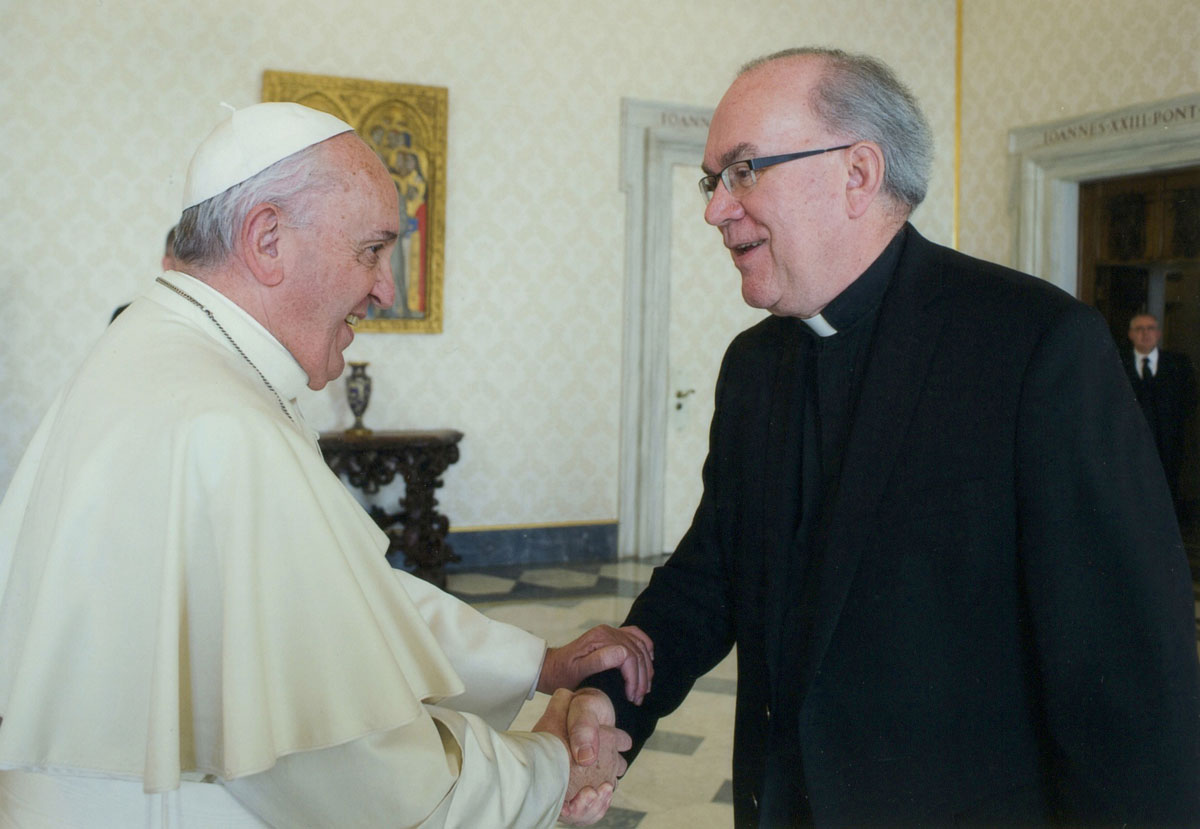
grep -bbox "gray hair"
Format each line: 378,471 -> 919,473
740,47 -> 933,212
172,141 -> 334,267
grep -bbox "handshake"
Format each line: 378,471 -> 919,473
532,624 -> 654,825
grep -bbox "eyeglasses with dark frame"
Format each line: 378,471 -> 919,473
698,144 -> 854,203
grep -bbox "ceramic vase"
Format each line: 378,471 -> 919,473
346,361 -> 373,434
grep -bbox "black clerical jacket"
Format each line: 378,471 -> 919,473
590,227 -> 1200,826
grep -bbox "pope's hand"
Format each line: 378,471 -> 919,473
532,688 -> 631,826
538,625 -> 654,704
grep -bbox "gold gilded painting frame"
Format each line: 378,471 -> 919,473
262,70 -> 446,333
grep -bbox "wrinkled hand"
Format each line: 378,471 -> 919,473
556,782 -> 614,826
538,625 -> 654,704
532,688 -> 631,826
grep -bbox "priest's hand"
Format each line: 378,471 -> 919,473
532,688 -> 631,826
538,624 -> 654,704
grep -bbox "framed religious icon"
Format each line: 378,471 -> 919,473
262,70 -> 447,333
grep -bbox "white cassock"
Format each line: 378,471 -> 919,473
0,274 -> 568,827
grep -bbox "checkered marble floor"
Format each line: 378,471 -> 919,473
448,557 -> 736,829
450,549 -> 1200,828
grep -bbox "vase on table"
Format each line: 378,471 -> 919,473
345,362 -> 373,435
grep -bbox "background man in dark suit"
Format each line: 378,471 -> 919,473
1124,312 -> 1198,517
585,48 -> 1200,826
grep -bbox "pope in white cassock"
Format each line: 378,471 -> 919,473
0,103 -> 652,827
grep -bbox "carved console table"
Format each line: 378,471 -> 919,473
319,429 -> 464,588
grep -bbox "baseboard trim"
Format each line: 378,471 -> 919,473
438,522 -> 618,570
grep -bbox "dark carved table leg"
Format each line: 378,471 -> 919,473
320,430 -> 464,589
396,442 -> 462,588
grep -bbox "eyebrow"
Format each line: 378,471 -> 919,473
702,142 -> 758,176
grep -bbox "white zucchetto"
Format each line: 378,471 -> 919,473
182,102 -> 354,210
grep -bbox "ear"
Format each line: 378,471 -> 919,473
843,141 -> 886,219
239,202 -> 286,287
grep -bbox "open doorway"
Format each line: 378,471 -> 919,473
1078,166 -> 1200,540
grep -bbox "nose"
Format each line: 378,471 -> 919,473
704,180 -> 744,227
371,254 -> 397,310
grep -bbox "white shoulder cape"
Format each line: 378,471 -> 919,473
0,277 -> 492,793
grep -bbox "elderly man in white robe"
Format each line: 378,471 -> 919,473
0,103 -> 652,827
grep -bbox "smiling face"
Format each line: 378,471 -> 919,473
275,135 -> 400,390
702,56 -> 857,319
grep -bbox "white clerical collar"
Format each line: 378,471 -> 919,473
152,271 -> 311,404
801,313 -> 838,338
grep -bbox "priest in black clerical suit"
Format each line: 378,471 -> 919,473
1123,312 -> 1198,509
585,48 -> 1200,827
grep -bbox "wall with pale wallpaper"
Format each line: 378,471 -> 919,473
1,0 -> 1193,543
959,0 -> 1200,265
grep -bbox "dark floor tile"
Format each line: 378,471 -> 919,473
642,730 -> 704,756
712,779 -> 735,804
592,805 -> 645,828
693,676 -> 738,695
